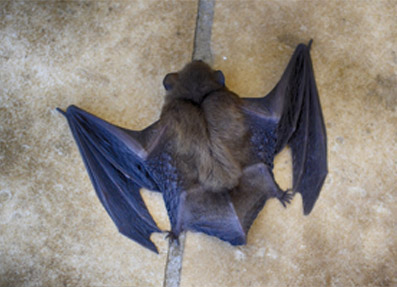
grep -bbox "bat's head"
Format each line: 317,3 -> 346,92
163,60 -> 225,104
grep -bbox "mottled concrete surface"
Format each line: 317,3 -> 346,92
1,1 -> 396,287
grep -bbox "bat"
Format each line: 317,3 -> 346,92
57,40 -> 327,253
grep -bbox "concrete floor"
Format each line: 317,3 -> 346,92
1,1 -> 396,286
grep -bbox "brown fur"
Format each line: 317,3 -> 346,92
160,61 -> 251,192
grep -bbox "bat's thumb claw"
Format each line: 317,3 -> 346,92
56,107 -> 67,117
308,39 -> 313,50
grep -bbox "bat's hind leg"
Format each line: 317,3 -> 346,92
261,169 -> 294,208
230,163 -> 293,234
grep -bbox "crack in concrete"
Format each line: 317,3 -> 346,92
163,1 -> 215,286
192,0 -> 215,65
163,233 -> 186,287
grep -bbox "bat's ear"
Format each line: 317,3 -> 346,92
163,73 -> 179,91
214,70 -> 225,86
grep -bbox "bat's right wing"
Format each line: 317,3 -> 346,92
243,41 -> 327,215
57,105 -> 167,252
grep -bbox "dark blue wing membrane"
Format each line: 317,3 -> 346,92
59,106 -> 161,252
66,105 -> 158,191
182,189 -> 246,245
243,41 -> 327,215
289,46 -> 327,214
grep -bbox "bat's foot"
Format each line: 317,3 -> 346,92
278,189 -> 294,208
165,231 -> 180,244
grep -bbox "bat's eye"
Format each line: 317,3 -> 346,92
163,73 -> 179,91
214,70 -> 225,86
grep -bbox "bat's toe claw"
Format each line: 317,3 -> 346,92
165,231 -> 180,244
278,189 -> 294,207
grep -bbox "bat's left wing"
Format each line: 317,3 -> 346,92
57,105 -> 167,252
242,41 -> 327,215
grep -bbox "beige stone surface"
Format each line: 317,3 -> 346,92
0,1 -> 196,286
181,1 -> 397,287
1,0 -> 397,287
